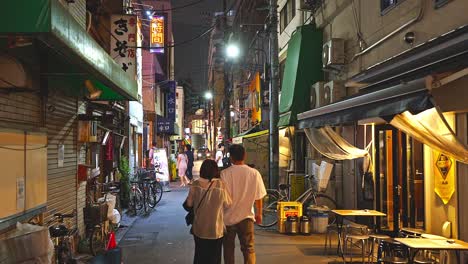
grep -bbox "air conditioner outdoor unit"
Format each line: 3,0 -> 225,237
323,80 -> 345,104
322,38 -> 345,69
311,81 -> 345,109
310,82 -> 326,109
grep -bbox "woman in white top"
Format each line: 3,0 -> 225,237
185,159 -> 231,264
215,143 -> 224,168
177,146 -> 189,187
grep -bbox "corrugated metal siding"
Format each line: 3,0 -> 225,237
0,93 -> 41,126
60,0 -> 87,29
46,95 -> 78,228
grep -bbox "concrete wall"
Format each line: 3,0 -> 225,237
312,0 -> 468,79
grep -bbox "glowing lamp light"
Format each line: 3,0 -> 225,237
226,44 -> 240,59
204,91 -> 213,100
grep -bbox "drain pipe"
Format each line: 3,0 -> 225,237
352,0 -> 425,60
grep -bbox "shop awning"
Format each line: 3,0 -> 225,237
0,0 -> 138,101
304,126 -> 368,160
297,78 -> 433,128
390,108 -> 468,164
278,25 -> 323,127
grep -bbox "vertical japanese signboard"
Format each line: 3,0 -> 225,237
110,15 -> 137,76
166,81 -> 176,121
150,16 -> 165,53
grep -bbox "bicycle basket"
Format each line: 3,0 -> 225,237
84,204 -> 108,225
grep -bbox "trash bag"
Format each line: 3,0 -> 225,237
0,222 -> 54,264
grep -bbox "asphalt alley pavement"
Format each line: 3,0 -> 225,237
119,163 -> 342,263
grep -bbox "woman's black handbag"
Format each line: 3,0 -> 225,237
183,181 -> 214,226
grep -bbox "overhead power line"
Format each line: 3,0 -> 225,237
150,0 -> 205,12
131,24 -> 216,49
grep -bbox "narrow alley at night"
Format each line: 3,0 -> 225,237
0,0 -> 468,263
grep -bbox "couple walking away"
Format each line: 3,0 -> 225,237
177,144 -> 194,186
184,144 -> 267,264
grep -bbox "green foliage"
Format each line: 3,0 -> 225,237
119,156 -> 131,208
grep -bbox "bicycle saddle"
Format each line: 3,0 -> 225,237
278,184 -> 290,190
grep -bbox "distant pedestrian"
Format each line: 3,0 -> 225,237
177,146 -> 189,187
215,143 -> 224,168
148,141 -> 157,169
185,144 -> 194,182
221,144 -> 266,264
184,159 -> 232,264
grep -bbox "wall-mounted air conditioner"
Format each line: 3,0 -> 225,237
322,39 -> 345,69
311,81 -> 345,109
310,82 -> 325,109
323,80 -> 345,104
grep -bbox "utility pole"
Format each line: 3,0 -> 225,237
223,0 -> 231,147
268,0 -> 279,189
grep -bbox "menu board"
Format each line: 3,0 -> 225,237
152,148 -> 170,182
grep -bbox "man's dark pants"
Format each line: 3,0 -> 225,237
186,165 -> 193,180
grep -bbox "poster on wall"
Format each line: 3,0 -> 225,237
433,151 -> 455,204
153,148 -> 170,182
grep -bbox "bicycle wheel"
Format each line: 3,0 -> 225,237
304,193 -> 338,224
256,191 -> 280,228
129,186 -> 143,213
146,183 -> 157,209
150,181 -> 163,206
90,226 -> 107,256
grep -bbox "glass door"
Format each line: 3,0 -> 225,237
375,126 -> 406,234
375,126 -> 425,234
407,137 -> 425,229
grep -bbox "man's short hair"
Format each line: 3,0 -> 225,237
229,144 -> 245,162
186,144 -> 192,151
218,143 -> 224,149
152,141 -> 157,146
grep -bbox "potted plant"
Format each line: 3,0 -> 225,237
119,156 -> 131,208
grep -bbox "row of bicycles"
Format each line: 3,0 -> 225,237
129,167 -> 164,215
26,167 -> 165,263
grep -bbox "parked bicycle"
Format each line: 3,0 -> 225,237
47,210 -> 78,264
85,179 -> 121,256
129,168 -> 163,214
256,174 -> 338,228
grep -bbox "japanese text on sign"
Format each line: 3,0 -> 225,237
110,15 -> 137,75
150,16 -> 165,53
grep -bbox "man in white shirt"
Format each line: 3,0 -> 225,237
221,144 -> 267,264
215,143 -> 224,168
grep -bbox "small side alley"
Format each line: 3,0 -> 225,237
118,182 -> 341,264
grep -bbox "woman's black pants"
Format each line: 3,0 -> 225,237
193,235 -> 223,264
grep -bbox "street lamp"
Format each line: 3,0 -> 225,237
204,91 -> 213,100
226,43 -> 240,59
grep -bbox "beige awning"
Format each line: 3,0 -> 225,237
304,126 -> 368,160
390,107 -> 468,164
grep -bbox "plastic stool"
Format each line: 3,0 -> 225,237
324,224 -> 338,255
379,256 -> 409,264
377,239 -> 409,264
413,257 -> 436,264
368,234 -> 391,263
345,234 -> 370,263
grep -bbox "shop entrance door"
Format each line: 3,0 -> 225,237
375,126 -> 425,234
